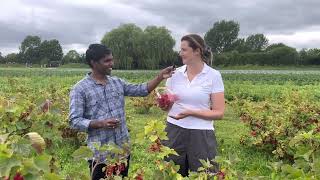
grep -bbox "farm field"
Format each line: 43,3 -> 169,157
1,67 -> 319,179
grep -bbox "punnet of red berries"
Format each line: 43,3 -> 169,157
155,87 -> 179,108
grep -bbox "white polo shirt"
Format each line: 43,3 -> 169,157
166,63 -> 224,130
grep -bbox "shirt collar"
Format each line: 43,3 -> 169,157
177,63 -> 210,75
86,72 -> 108,85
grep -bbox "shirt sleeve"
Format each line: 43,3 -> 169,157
120,78 -> 149,97
211,71 -> 224,93
69,87 -> 91,132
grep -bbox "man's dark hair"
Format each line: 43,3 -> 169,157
85,44 -> 112,68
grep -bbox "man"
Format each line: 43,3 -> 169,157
69,44 -> 174,179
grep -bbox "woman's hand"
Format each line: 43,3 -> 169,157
169,108 -> 194,120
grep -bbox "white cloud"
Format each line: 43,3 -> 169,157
268,27 -> 320,49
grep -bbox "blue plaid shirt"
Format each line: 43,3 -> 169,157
69,73 -> 149,161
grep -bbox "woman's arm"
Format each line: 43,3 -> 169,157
189,92 -> 225,120
170,92 -> 225,120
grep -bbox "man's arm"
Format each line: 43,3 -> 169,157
121,66 -> 175,96
69,88 -> 91,132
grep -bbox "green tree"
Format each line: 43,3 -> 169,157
19,35 -> 42,64
268,46 -> 299,65
79,53 -> 86,64
142,26 -> 175,69
39,39 -> 63,65
204,20 -> 240,53
304,48 -> 320,65
5,53 -> 18,63
230,38 -> 248,53
245,34 -> 268,52
0,52 -> 4,64
101,24 -> 175,69
265,43 -> 287,51
299,48 -> 308,65
62,50 -> 81,64
101,23 -> 144,69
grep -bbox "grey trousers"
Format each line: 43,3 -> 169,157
162,122 -> 219,177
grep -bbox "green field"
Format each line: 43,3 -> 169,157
1,67 -> 319,179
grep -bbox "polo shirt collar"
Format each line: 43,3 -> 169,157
177,63 -> 210,75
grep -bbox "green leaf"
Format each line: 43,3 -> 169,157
0,155 -> 21,177
199,159 -> 208,167
43,172 -> 63,180
34,154 -> 52,173
11,138 -> 31,156
157,146 -> 178,159
281,164 -> 304,178
16,121 -> 29,130
92,142 -> 101,149
0,133 -> 9,143
293,159 -> 308,170
22,158 -> 39,175
24,173 -> 41,180
144,124 -> 153,135
72,146 -> 93,161
134,132 -> 145,144
113,176 -> 122,180
149,135 -> 158,142
312,158 -> 320,177
295,146 -> 313,161
5,106 -> 19,113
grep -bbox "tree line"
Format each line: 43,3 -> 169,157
0,20 -> 319,68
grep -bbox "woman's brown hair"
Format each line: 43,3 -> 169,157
181,34 -> 213,66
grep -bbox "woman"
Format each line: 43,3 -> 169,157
161,34 -> 225,177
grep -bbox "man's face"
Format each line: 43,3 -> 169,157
92,54 -> 114,75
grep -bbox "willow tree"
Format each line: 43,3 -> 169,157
101,24 -> 175,69
101,24 -> 144,70
142,26 -> 175,69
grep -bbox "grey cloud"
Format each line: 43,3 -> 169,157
120,0 -> 320,36
1,0 -> 320,55
0,0 -> 123,53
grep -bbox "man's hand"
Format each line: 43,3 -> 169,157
147,66 -> 175,93
100,118 -> 120,129
89,118 -> 120,129
158,66 -> 175,80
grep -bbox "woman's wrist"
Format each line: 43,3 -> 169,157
186,109 -> 196,116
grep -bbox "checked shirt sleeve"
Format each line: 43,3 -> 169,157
69,87 -> 91,132
120,78 -> 149,97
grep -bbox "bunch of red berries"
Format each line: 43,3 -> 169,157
3,172 -> 24,180
148,138 -> 163,153
216,170 -> 226,179
156,93 -> 178,108
105,163 -> 126,176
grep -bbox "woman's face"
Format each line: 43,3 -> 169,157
179,40 -> 200,65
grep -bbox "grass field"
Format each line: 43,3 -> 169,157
1,67 -> 319,179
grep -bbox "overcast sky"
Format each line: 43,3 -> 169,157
1,0 -> 320,56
